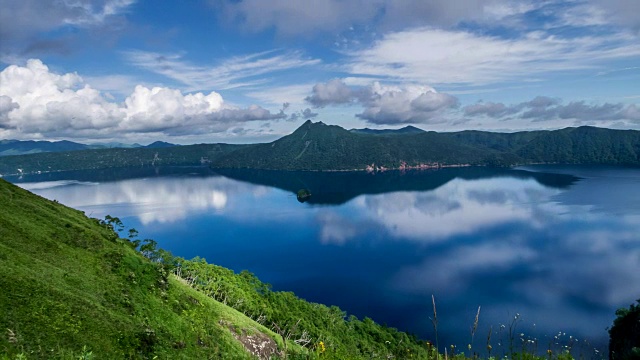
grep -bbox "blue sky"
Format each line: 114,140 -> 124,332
0,0 -> 639,144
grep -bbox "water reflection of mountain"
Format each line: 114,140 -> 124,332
214,167 -> 580,205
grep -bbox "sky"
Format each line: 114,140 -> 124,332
0,0 -> 639,144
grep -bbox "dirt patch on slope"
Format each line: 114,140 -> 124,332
220,320 -> 280,359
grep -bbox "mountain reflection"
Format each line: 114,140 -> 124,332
214,167 -> 579,205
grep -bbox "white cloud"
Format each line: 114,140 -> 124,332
0,59 -> 124,134
18,176 -> 234,225
357,82 -> 458,124
306,79 -> 459,124
0,95 -> 19,123
124,50 -> 321,92
0,59 -> 285,139
346,28 -> 640,86
305,79 -> 357,107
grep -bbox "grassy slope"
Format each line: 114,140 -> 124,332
0,178 -> 292,359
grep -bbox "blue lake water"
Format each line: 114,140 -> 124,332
6,165 -> 640,355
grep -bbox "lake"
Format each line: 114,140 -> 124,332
6,165 -> 640,356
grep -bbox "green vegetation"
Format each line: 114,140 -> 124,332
210,121 -> 511,170
0,143 -> 243,175
1,121 -> 638,175
296,188 -> 311,202
210,121 -> 640,170
608,300 -> 640,360
0,140 -> 90,157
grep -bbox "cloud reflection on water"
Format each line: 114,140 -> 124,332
17,176 -> 271,224
318,177 -> 559,243
314,172 -> 640,344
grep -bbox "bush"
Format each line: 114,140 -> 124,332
609,299 -> 640,360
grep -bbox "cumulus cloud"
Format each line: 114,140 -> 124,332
357,83 -> 458,124
305,79 -> 360,107
0,59 -> 286,139
306,79 -> 640,127
288,108 -> 319,121
0,95 -> 19,124
306,79 -> 459,125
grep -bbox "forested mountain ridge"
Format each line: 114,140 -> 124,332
0,143 -> 243,175
349,125 -> 425,135
209,120 -> 516,170
0,139 -> 178,157
0,121 -> 638,175
0,139 -> 91,156
210,121 -> 640,170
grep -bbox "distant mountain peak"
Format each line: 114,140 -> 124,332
145,141 -> 178,148
349,125 -> 425,135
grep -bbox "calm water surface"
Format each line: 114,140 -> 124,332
7,165 -> 640,354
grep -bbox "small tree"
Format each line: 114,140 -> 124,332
139,239 -> 158,260
609,299 -> 640,360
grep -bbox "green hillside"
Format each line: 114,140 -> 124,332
0,178 -> 434,359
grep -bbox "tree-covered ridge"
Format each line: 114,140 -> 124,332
0,121 -> 639,175
210,121 -> 511,170
210,121 -> 640,170
0,139 -> 179,157
0,143 -> 244,175
0,139 -> 91,156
